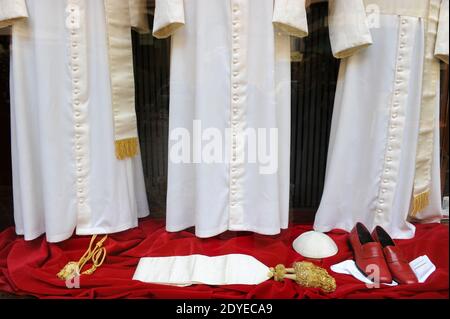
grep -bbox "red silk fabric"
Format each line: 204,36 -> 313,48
0,219 -> 448,299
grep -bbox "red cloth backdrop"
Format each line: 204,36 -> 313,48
0,219 -> 448,299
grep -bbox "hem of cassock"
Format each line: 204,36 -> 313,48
167,223 -> 287,238
314,223 -> 418,240
15,228 -> 75,243
75,219 -> 147,238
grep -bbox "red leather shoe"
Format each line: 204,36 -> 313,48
372,226 -> 418,285
349,223 -> 392,283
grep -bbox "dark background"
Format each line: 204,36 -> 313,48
0,2 -> 448,231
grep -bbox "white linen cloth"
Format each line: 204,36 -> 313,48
331,255 -> 436,286
314,0 -> 449,239
153,0 -> 308,238
133,254 -> 270,286
0,0 -> 150,242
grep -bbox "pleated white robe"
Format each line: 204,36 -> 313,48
314,0 -> 449,239
153,0 -> 308,238
1,0 -> 150,242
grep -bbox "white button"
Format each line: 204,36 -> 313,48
233,84 -> 238,89
402,19 -> 407,24
382,189 -> 387,193
388,146 -> 393,151
377,209 -> 383,213
392,113 -> 398,119
387,157 -> 392,162
379,199 -> 384,204
383,179 -> 388,183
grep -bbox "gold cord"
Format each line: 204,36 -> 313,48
57,235 -> 108,281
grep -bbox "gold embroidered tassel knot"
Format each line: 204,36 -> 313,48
115,138 -> 139,160
293,262 -> 336,294
410,190 -> 430,218
268,262 -> 336,293
57,235 -> 108,281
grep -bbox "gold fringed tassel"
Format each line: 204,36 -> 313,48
268,262 -> 336,293
410,191 -> 430,218
115,138 -> 139,160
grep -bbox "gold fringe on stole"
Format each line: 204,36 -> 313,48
411,191 -> 430,218
115,138 -> 139,160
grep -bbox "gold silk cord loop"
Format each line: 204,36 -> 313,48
57,235 -> 108,281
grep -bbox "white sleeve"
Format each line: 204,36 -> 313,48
273,0 -> 308,38
0,0 -> 28,29
152,0 -> 185,39
435,0 -> 449,64
129,0 -> 150,34
328,0 -> 373,59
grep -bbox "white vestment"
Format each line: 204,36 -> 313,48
314,0 -> 449,239
0,0 -> 150,242
153,0 -> 308,237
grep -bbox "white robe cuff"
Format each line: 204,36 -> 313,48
0,0 -> 28,29
328,0 -> 373,59
435,0 -> 449,64
153,0 -> 185,39
273,0 -> 309,38
129,0 -> 150,34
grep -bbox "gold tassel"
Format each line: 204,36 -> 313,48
57,235 -> 108,281
268,262 -> 336,294
410,190 -> 430,218
115,138 -> 139,160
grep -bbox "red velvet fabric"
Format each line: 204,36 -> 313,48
0,219 -> 448,299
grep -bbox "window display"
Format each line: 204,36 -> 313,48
0,0 -> 448,303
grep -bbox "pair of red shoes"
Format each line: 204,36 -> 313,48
349,223 -> 418,284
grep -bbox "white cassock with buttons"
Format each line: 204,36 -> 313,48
314,0 -> 449,239
153,0 -> 309,237
0,0 -> 150,242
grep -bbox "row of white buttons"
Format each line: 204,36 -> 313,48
375,18 -> 410,218
68,1 -> 87,207
229,1 -> 242,212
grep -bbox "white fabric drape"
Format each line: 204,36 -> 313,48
314,0 -> 448,239
3,0 -> 149,242
153,0 -> 308,238
133,255 -> 270,286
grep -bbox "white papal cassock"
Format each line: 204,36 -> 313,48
314,0 -> 449,239
0,0 -> 150,242
153,0 -> 308,237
